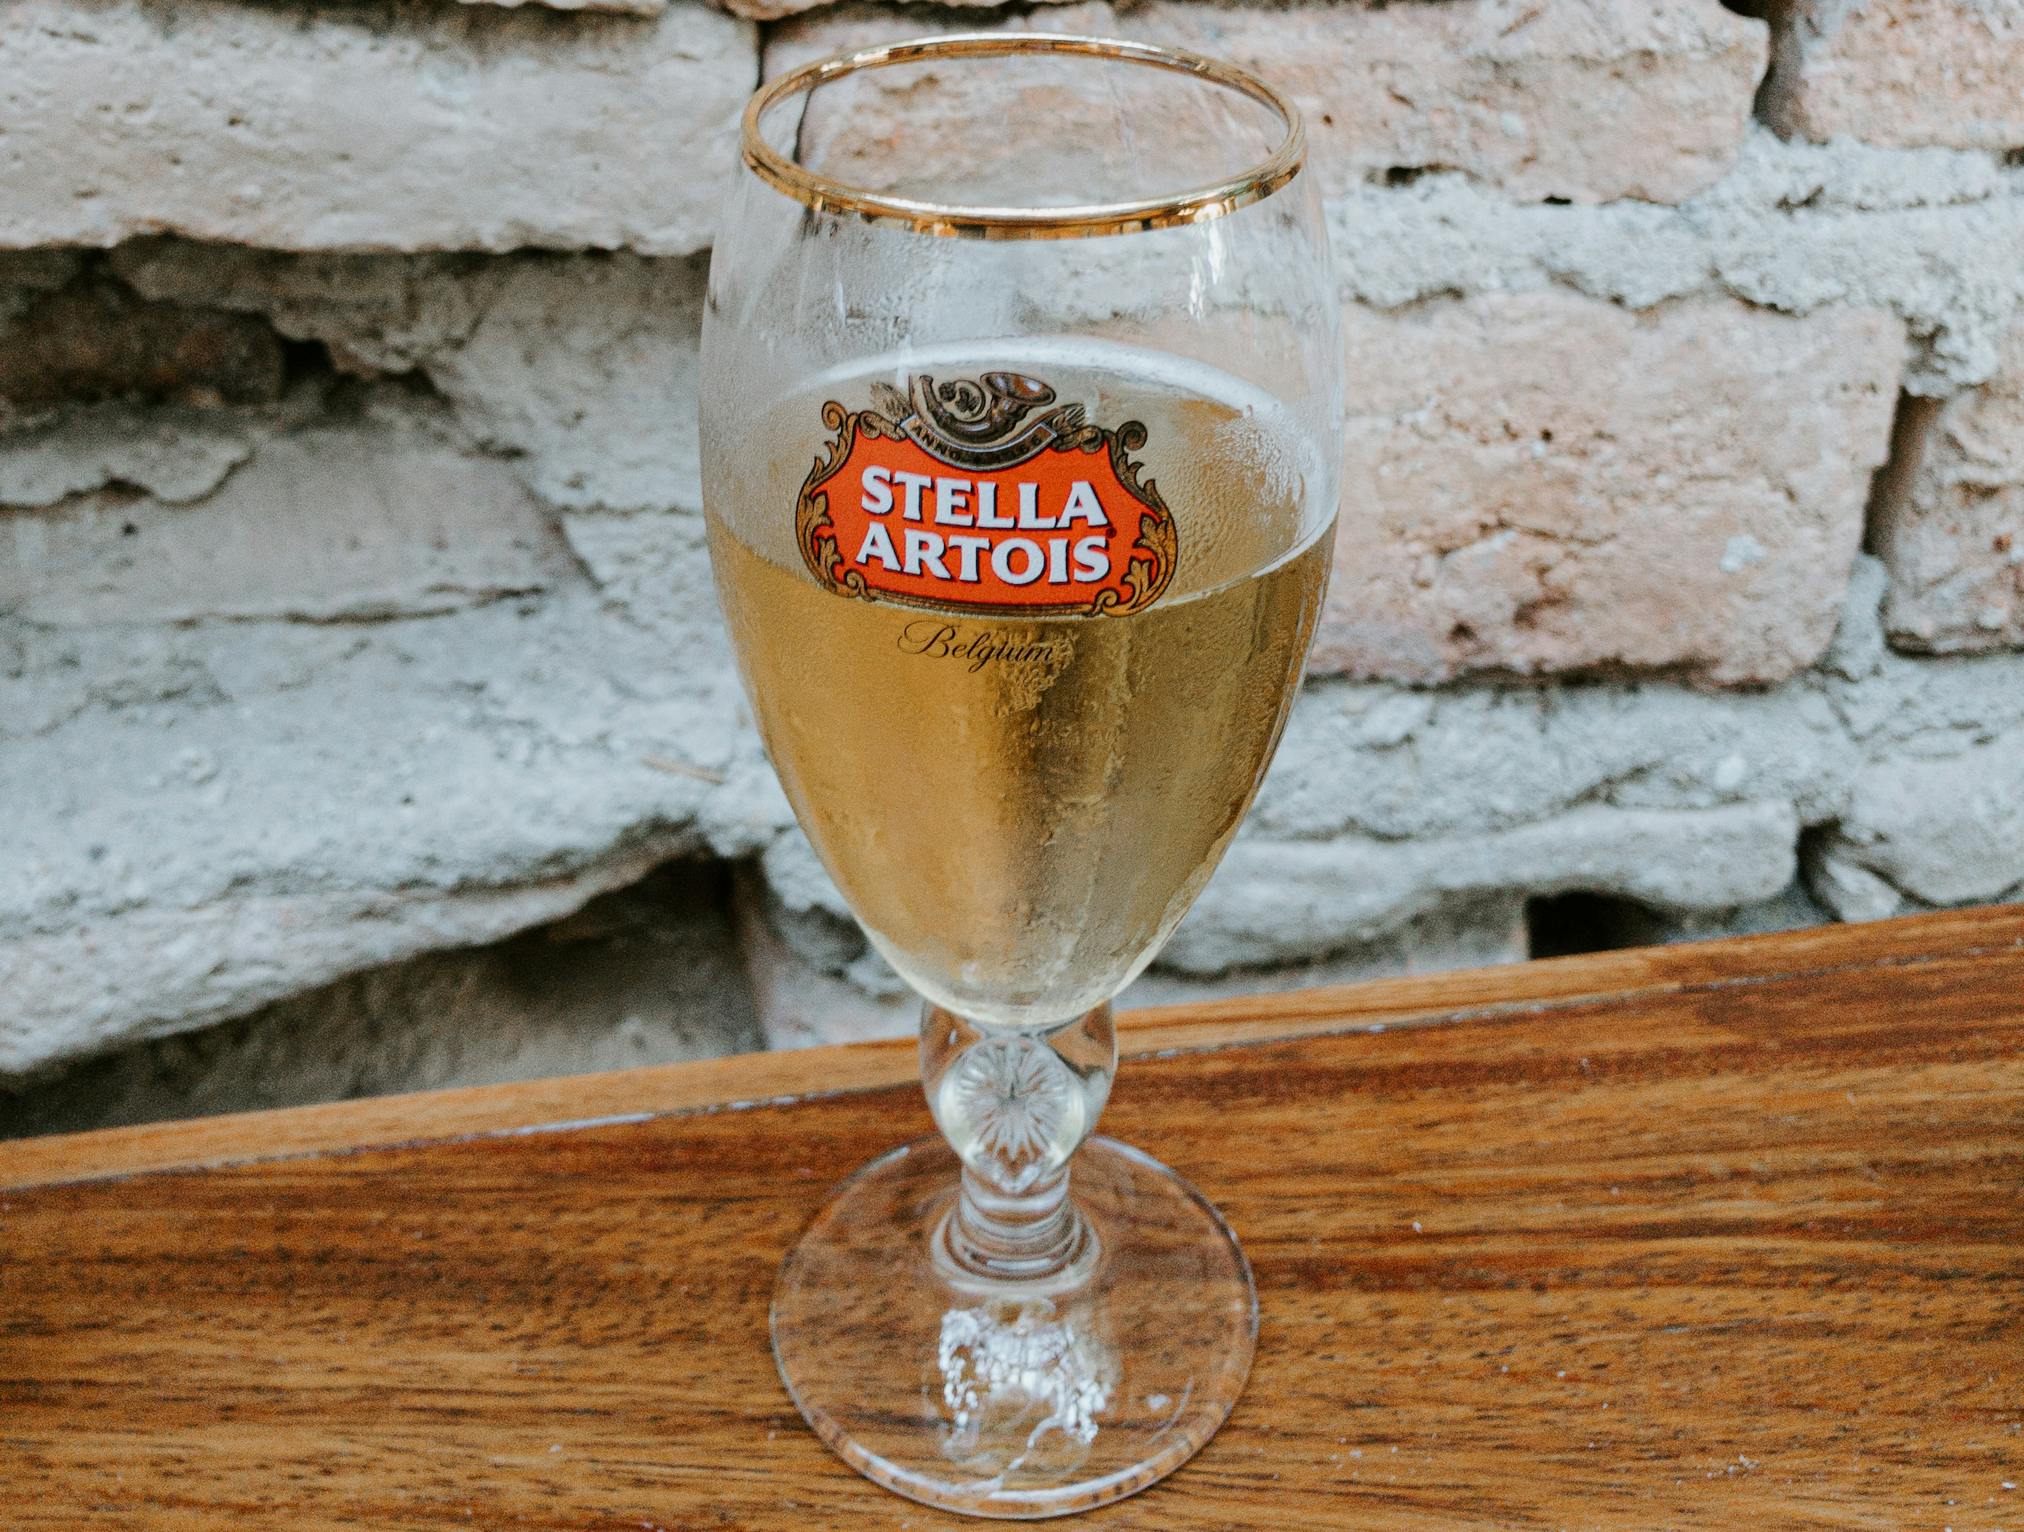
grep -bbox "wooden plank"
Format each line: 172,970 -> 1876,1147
0,910 -> 2018,1528
4,902 -> 2021,1192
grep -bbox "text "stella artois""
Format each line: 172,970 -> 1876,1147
795,371 -> 1178,617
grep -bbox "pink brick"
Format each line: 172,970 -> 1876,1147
1761,0 -> 2024,150
1315,293 -> 1906,686
1874,319 -> 2024,653
763,0 -> 1766,205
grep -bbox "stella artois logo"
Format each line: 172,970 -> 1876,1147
795,371 -> 1178,616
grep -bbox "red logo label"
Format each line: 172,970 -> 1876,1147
795,372 -> 1178,616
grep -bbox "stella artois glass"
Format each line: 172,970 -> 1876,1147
702,35 -> 1339,1517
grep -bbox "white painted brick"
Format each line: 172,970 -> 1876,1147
1,410 -> 576,626
0,0 -> 754,254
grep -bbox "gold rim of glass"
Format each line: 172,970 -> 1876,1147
741,33 -> 1307,240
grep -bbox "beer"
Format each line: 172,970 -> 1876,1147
706,339 -> 1333,1030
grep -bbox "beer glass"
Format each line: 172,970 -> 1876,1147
702,35 -> 1339,1516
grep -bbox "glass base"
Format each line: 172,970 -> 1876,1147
771,1136 -> 1257,1519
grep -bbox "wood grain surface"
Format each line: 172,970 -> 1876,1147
2,906 -> 2020,1528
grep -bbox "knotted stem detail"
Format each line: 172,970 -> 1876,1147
920,1002 -> 1116,1287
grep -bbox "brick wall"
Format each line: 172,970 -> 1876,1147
3,0 -> 2022,1132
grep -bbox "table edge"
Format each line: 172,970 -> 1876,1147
4,903 -> 2019,1193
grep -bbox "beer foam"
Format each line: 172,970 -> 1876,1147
736,335 -> 1337,607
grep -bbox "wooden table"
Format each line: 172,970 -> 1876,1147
3,907 -> 2020,1529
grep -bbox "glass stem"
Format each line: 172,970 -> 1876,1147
920,1001 -> 1116,1287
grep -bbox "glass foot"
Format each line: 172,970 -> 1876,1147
771,1136 -> 1257,1519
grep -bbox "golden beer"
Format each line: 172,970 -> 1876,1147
706,340 -> 1332,1029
